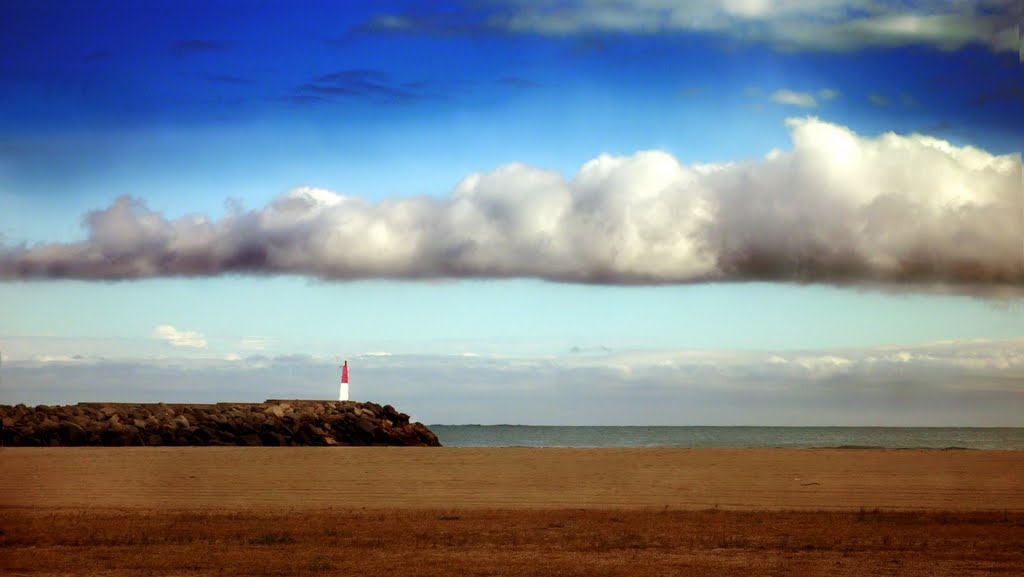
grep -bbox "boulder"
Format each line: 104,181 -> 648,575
58,420 -> 87,445
354,417 -> 376,436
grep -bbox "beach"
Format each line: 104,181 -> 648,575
2,447 -> 1023,575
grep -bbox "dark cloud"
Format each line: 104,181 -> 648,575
287,69 -> 427,105
277,94 -> 331,107
0,118 -> 1020,296
970,77 -> 1024,107
83,49 -> 113,62
208,74 -> 249,85
498,76 -> 542,89
171,39 -> 227,56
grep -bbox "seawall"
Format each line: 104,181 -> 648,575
0,400 -> 440,447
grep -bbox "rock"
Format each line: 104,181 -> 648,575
38,418 -> 58,433
0,400 -> 440,447
59,420 -> 87,445
237,433 -> 262,446
259,431 -> 287,446
354,417 -> 376,436
193,426 -> 216,443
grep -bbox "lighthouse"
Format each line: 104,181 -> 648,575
339,360 -> 349,401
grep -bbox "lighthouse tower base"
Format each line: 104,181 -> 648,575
338,383 -> 349,402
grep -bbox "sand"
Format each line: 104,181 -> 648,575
2,447 -> 1022,511
3,448 -> 1022,576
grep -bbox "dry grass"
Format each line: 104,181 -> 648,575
2,508 -> 1022,576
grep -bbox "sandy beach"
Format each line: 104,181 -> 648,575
2,447 -> 1022,576
2,447 -> 1021,511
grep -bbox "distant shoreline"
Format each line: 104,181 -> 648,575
429,424 -> 1024,450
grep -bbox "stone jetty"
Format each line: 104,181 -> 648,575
0,400 -> 440,447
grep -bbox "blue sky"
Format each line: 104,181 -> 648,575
1,1 -> 1022,424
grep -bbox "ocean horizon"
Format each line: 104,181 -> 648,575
430,425 -> 1024,450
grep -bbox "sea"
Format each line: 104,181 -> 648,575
430,426 -> 1024,450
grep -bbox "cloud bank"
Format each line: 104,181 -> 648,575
4,339 -> 1023,426
1,117 -> 1021,295
365,0 -> 1021,54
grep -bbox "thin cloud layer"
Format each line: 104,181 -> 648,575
4,339 -> 1023,425
365,0 -> 1020,54
1,117 -> 1021,294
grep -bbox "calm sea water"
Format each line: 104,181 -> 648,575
431,426 -> 1024,450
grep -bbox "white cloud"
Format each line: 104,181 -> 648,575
869,93 -> 890,107
795,354 -> 853,376
770,89 -> 818,107
367,1 -> 1020,53
1,118 -> 1021,296
30,354 -> 86,364
154,325 -> 207,348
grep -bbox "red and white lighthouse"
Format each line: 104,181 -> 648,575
339,360 -> 349,401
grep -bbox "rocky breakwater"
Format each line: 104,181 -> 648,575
0,400 -> 440,447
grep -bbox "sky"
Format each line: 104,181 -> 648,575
0,0 -> 1022,425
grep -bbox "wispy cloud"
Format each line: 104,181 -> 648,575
818,88 -> 841,100
170,39 -> 227,56
970,78 -> 1024,107
1,118 -> 1020,296
677,87 -> 705,98
869,93 -> 890,107
208,74 -> 249,85
498,76 -> 543,89
287,69 -> 427,105
770,89 -> 817,108
363,1 -> 1019,54
83,50 -> 113,63
154,325 -> 207,348
239,337 -> 274,351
